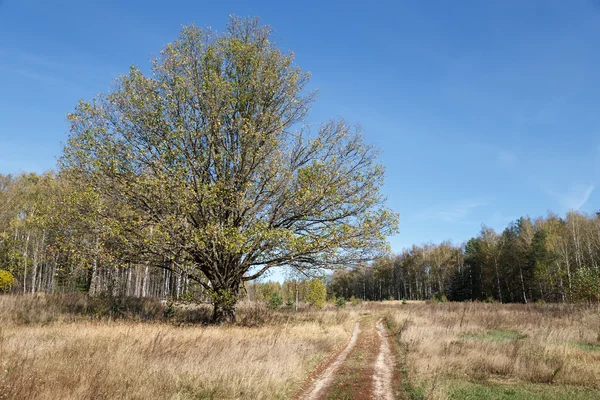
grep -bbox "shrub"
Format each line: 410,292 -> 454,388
269,291 -> 283,309
335,297 -> 346,308
285,296 -> 294,308
163,299 -> 175,319
432,291 -> 448,303
0,270 -> 16,292
349,295 -> 362,306
572,266 -> 600,303
305,279 -> 326,309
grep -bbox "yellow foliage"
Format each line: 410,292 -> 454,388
0,270 -> 16,292
305,279 -> 326,309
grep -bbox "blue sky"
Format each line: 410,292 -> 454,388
1,0 -> 600,267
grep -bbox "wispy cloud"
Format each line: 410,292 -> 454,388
546,184 -> 595,211
415,200 -> 486,223
497,150 -> 516,168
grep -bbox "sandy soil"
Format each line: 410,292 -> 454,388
373,318 -> 395,400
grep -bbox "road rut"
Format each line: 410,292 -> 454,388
373,319 -> 395,400
300,321 -> 361,400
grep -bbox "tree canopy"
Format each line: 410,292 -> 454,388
61,17 -> 398,322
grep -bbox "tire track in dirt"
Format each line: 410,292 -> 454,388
300,321 -> 361,400
373,318 -> 395,400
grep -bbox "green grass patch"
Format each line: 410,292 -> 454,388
461,329 -> 526,342
555,340 -> 600,353
448,381 -> 600,400
326,317 -> 372,400
572,342 -> 600,352
326,372 -> 361,400
384,316 -> 425,400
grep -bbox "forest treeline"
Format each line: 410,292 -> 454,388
1,171 -> 599,304
0,172 -> 326,306
329,214 -> 600,303
0,172 -> 203,298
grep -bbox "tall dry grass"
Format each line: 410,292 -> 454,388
386,302 -> 600,398
0,294 -> 358,399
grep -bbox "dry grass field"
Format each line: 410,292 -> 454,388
0,295 -> 356,400
1,295 -> 599,399
386,301 -> 600,399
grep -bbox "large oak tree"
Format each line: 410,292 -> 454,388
61,17 -> 398,322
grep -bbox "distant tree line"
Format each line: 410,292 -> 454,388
245,278 -> 327,309
3,171 -> 599,305
0,172 -> 207,299
0,172 -> 343,310
329,214 -> 600,303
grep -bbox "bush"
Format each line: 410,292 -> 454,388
349,295 -> 362,306
572,266 -> 600,303
305,279 -> 326,309
285,296 -> 294,308
269,291 -> 283,309
432,291 -> 448,303
0,270 -> 16,292
335,297 -> 346,308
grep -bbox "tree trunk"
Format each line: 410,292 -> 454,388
89,235 -> 100,295
127,266 -> 133,297
295,280 -> 298,311
519,265 -> 528,303
22,231 -> 30,293
212,300 -> 236,324
494,262 -> 503,303
141,264 -> 149,297
210,280 -> 240,324
134,265 -> 141,297
176,274 -> 182,300
31,244 -> 38,294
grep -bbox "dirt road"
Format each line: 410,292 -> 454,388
298,315 -> 397,400
301,322 -> 361,400
373,319 -> 395,400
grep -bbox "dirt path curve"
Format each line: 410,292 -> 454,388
300,321 -> 361,400
373,318 -> 395,400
